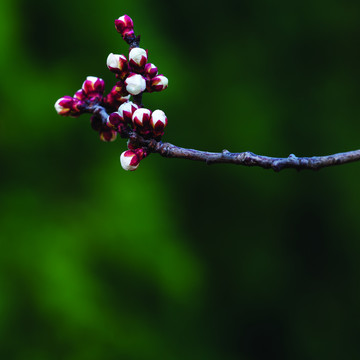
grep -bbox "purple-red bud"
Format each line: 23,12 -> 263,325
82,76 -> 105,98
106,53 -> 129,78
106,112 -> 124,128
132,108 -> 152,129
118,101 -> 139,123
54,96 -> 83,116
120,150 -> 140,171
115,15 -> 134,40
150,109 -> 168,136
90,116 -> 103,132
149,75 -> 168,92
73,89 -> 87,101
144,63 -> 158,79
103,81 -> 130,110
100,129 -> 117,142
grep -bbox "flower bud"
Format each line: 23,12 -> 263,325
54,96 -> 83,116
120,150 -> 140,171
106,112 -> 124,128
100,129 -> 117,142
132,108 -> 151,129
124,73 -> 146,95
115,15 -> 134,39
103,81 -> 130,110
54,96 -> 73,115
73,89 -> 86,101
149,75 -> 168,92
90,115 -> 103,132
144,63 -> 158,78
150,109 -> 168,136
129,47 -> 147,72
82,76 -> 105,97
106,81 -> 128,99
106,53 -> 128,76
118,101 -> 139,123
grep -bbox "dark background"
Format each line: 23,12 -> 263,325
1,0 -> 360,359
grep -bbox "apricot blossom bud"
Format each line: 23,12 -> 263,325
150,109 -> 168,136
132,108 -> 151,128
90,116 -> 103,132
129,47 -> 147,71
144,63 -> 158,78
124,73 -> 146,95
82,76 -> 105,96
54,96 -> 83,116
115,15 -> 134,39
73,89 -> 86,101
106,112 -> 124,128
106,53 -> 128,76
100,129 -> 117,142
120,150 -> 140,171
149,75 -> 168,92
118,101 -> 139,123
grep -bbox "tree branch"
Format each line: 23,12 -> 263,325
151,144 -> 360,171
88,104 -> 360,171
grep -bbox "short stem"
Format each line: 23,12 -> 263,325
132,93 -> 143,107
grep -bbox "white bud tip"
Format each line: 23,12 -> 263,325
54,99 -> 64,113
125,74 -> 146,95
152,109 -> 167,123
129,47 -> 147,62
86,76 -> 99,83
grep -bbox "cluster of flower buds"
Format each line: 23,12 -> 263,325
106,101 -> 168,138
106,42 -> 168,97
54,76 -> 106,117
54,14 -> 169,171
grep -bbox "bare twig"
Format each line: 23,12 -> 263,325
88,104 -> 360,171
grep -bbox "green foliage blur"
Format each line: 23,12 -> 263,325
1,0 -> 360,359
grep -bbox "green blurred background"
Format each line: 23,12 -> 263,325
1,0 -> 360,359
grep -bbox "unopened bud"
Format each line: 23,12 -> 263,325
103,81 -> 130,110
120,150 -> 140,171
150,109 -> 168,136
144,63 -> 158,78
54,96 -> 73,115
129,47 -> 147,72
132,108 -> 151,129
54,96 -> 83,116
82,76 -> 105,97
118,101 -> 139,123
124,73 -> 146,95
90,116 -> 103,132
107,81 -> 128,99
149,75 -> 168,92
106,53 -> 128,77
100,129 -> 117,142
106,112 -> 124,128
73,89 -> 86,101
115,15 -> 134,39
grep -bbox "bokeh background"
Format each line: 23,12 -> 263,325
1,0 -> 360,359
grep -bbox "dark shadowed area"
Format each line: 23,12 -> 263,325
1,0 -> 360,359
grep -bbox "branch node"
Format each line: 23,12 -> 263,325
159,142 -> 172,157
